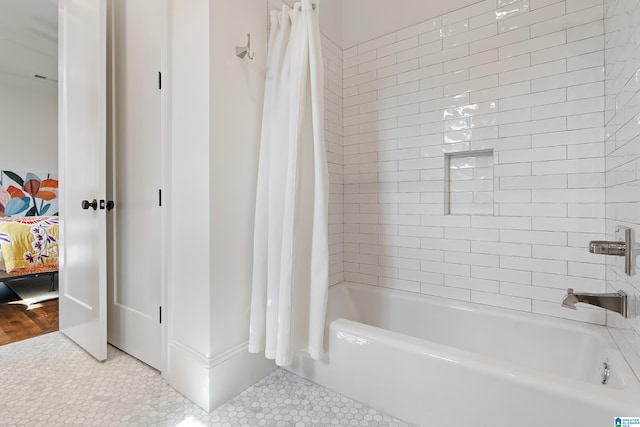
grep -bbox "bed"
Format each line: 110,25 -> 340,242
0,171 -> 59,293
0,216 -> 59,292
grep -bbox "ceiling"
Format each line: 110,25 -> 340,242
0,0 -> 58,83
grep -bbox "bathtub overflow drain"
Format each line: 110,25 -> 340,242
602,362 -> 610,385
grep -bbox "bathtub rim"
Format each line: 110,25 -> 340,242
316,317 -> 640,421
325,281 -> 640,389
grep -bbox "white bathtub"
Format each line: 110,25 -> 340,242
288,282 -> 640,427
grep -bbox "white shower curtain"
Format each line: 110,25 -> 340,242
249,0 -> 329,367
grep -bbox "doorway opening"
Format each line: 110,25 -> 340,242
0,0 -> 59,345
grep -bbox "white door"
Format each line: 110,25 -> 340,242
106,0 -> 162,370
58,0 -> 108,361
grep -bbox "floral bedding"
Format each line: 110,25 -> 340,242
0,216 -> 59,274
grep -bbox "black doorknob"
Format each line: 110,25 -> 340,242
106,201 -> 115,211
81,199 -> 98,210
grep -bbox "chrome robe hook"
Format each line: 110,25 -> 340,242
236,33 -> 255,60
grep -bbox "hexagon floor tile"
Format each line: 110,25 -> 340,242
0,332 -> 412,426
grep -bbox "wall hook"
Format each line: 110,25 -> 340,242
236,33 -> 255,60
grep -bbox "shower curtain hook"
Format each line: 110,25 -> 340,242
298,3 -> 316,11
236,33 -> 255,60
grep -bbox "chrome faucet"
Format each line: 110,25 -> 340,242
589,241 -> 626,256
588,226 -> 633,276
562,288 -> 628,318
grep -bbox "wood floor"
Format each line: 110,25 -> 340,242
0,299 -> 59,345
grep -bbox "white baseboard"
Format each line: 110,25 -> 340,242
208,343 -> 276,409
167,339 -> 275,412
166,340 -> 213,410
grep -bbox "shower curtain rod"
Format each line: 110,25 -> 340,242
281,0 -> 317,11
264,0 -> 318,54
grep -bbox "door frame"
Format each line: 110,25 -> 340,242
159,0 -> 170,376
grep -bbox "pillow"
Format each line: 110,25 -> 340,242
0,216 -> 58,274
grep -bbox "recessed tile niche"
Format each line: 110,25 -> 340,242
445,150 -> 494,216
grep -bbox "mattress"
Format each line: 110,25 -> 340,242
0,216 -> 59,275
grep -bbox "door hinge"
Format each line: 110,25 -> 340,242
158,71 -> 162,90
159,306 -> 162,324
159,189 -> 162,207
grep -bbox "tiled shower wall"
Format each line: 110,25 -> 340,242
340,0 -> 611,324
323,34 -> 345,286
604,0 -> 640,378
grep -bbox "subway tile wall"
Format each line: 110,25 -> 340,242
604,0 -> 640,380
323,34 -> 344,286
340,0 -> 610,324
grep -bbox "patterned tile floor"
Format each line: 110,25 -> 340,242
0,332 -> 411,426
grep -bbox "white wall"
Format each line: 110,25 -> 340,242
273,0 -> 483,50
341,0 -> 484,48
166,0 -> 273,412
0,0 -> 57,174
209,0 -> 274,405
319,0 -> 342,47
604,0 -> 640,381
210,0 -> 267,358
166,0 -> 213,410
0,74 -> 57,173
340,0 -> 609,324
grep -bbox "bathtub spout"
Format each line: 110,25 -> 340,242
562,288 -> 628,318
